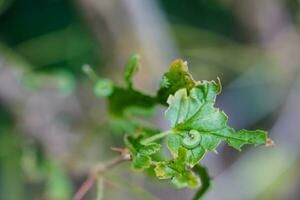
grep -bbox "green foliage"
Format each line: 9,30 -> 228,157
83,59 -> 156,117
84,54 -> 271,199
94,79 -> 114,97
126,135 -> 161,170
124,53 -> 140,89
157,59 -> 196,104
108,87 -> 156,116
155,147 -> 199,188
165,81 -> 267,166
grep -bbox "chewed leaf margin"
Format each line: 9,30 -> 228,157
164,80 -> 268,167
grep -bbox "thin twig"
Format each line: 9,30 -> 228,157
73,174 -> 97,200
72,149 -> 131,200
96,176 -> 104,200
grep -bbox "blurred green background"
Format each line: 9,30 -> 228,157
1,0 -> 300,199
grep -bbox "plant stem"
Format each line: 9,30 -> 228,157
192,164 -> 211,200
141,129 -> 173,145
96,176 -> 104,200
72,152 -> 130,200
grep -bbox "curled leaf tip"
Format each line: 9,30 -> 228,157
170,59 -> 191,73
124,53 -> 140,88
216,77 -> 222,93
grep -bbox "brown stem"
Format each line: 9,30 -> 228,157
72,150 -> 131,200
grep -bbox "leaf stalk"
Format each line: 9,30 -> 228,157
141,129 -> 173,145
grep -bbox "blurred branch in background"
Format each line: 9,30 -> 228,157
77,0 -> 178,92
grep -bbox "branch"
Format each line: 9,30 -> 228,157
72,149 -> 131,200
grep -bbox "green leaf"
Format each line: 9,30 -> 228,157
157,59 -> 196,104
107,54 -> 160,116
167,133 -> 205,166
124,54 -> 140,88
83,55 -> 157,116
108,87 -> 156,116
125,135 -> 161,171
109,117 -> 161,136
154,147 -> 199,188
139,143 -> 161,155
132,153 -> 152,170
165,80 -> 268,166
